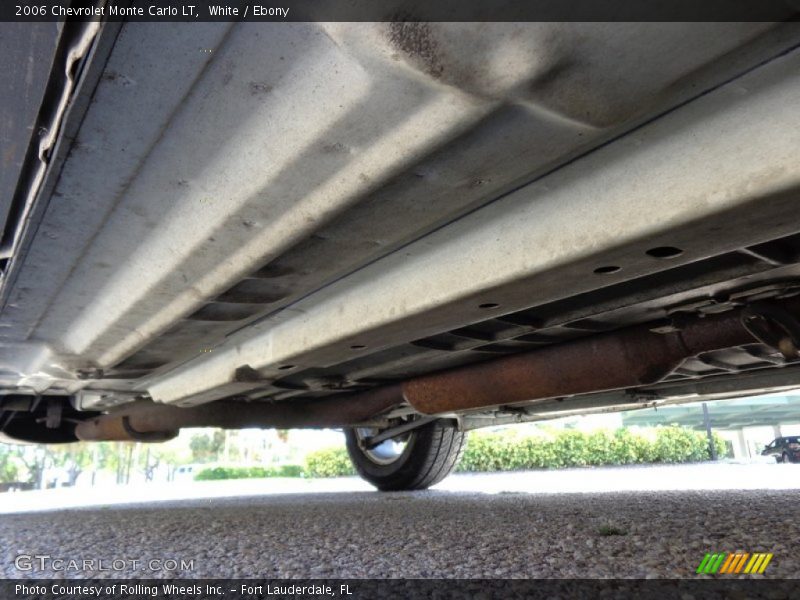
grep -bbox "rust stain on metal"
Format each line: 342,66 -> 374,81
76,384 -> 404,442
401,305 -> 778,415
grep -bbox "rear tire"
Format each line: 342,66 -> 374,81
345,419 -> 465,491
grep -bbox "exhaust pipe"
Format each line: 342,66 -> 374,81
75,384 -> 404,442
76,298 -> 800,441
401,299 -> 800,414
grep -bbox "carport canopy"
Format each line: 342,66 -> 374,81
621,394 -> 800,431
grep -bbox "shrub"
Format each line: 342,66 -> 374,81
195,466 -> 264,481
304,446 -> 356,478
194,464 -> 305,481
652,426 -> 706,463
456,426 -> 728,473
297,426 -> 729,478
278,464 -> 305,478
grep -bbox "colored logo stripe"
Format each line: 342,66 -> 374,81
720,553 -> 744,574
697,553 -> 727,574
696,554 -> 712,574
745,553 -> 774,574
758,554 -> 774,574
719,553 -> 736,573
700,552 -> 773,575
735,553 -> 750,573
744,554 -> 760,574
709,553 -> 726,574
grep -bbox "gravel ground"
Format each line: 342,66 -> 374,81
1,487 -> 797,579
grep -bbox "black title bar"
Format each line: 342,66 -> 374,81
4,579 -> 800,599
2,0 -> 800,22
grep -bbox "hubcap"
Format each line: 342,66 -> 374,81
355,427 -> 408,466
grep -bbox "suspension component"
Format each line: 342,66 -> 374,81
741,301 -> 800,360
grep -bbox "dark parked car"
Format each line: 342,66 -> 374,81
762,437 -> 800,463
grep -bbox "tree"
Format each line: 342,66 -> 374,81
189,430 -> 226,463
46,443 -> 94,486
0,445 -> 22,482
11,445 -> 52,488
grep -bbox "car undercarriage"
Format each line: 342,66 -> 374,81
1,20 -> 799,489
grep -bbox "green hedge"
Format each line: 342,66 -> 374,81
457,426 -> 728,472
302,426 -> 727,478
304,447 -> 356,478
194,464 -> 304,481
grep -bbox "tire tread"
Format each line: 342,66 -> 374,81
345,420 -> 465,491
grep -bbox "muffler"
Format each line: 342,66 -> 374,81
401,298 -> 800,414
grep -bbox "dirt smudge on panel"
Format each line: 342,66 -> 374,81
387,22 -> 443,79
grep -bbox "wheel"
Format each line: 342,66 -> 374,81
345,419 -> 465,491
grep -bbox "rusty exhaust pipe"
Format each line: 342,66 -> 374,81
75,384 -> 404,442
401,299 -> 800,414
76,298 -> 800,441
